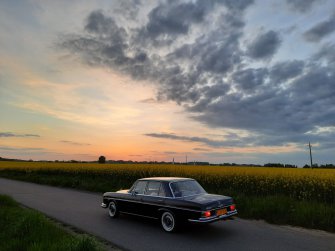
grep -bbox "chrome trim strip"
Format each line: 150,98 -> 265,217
188,210 -> 238,223
108,193 -> 171,199
105,197 -> 202,213
135,193 -> 170,199
119,211 -> 158,220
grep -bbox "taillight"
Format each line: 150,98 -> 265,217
202,211 -> 211,218
230,204 -> 236,211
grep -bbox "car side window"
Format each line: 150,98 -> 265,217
170,183 -> 182,197
133,181 -> 147,194
145,181 -> 161,196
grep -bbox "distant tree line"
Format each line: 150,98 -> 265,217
264,163 -> 297,168
303,163 -> 335,169
1,156 -> 335,168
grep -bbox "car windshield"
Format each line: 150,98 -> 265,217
170,180 -> 206,197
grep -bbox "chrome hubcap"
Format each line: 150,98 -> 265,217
162,212 -> 174,231
108,203 -> 116,217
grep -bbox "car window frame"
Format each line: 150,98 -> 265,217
144,181 -> 162,196
132,180 -> 173,198
131,180 -> 148,195
130,180 -> 174,198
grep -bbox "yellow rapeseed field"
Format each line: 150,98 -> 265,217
0,161 -> 334,204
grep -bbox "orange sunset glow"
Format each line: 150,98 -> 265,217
1,1 -> 335,166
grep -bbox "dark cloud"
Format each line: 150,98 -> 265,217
246,30 -> 282,60
145,133 -> 219,146
145,126 -> 335,152
0,132 -> 40,138
304,12 -> 335,42
200,83 -> 231,99
202,151 -> 250,159
144,132 -> 257,148
154,11 -> 246,103
139,1 -> 206,40
221,0 -> 255,11
60,140 -> 91,146
290,66 -> 335,113
59,0 -> 250,90
196,34 -> 242,74
112,0 -> 142,20
136,0 -> 253,45
286,0 -> 318,13
164,151 -> 177,155
0,146 -> 44,151
316,141 -> 335,150
60,10 -> 132,76
193,148 -> 210,151
232,68 -> 268,91
313,43 -> 335,65
59,0 -> 335,152
270,60 -> 305,83
139,98 -> 159,103
189,62 -> 335,148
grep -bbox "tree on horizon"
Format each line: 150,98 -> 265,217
98,156 -> 106,164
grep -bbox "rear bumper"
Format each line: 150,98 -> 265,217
101,202 -> 107,208
188,209 -> 238,223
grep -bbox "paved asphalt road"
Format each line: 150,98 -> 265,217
1,178 -> 335,251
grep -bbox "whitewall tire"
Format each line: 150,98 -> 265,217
161,211 -> 177,232
108,201 -> 119,218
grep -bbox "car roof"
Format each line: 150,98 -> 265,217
138,177 -> 194,182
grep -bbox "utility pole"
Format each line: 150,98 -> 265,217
186,155 -> 188,165
309,142 -> 313,169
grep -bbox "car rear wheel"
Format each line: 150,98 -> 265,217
108,201 -> 119,218
161,211 -> 177,232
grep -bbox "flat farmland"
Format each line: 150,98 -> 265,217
1,161 -> 334,232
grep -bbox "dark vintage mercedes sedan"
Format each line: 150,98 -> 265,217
101,177 -> 237,232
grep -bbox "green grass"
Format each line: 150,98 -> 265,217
0,195 -> 105,251
1,169 -> 335,233
235,194 -> 335,232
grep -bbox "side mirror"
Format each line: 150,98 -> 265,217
131,191 -> 138,196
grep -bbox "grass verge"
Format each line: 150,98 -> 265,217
0,194 -> 106,251
235,194 -> 335,232
0,170 -> 334,233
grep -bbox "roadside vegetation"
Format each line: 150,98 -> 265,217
0,194 -> 105,251
0,161 -> 334,232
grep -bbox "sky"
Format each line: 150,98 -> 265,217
1,0 -> 335,166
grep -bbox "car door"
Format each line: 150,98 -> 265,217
141,181 -> 166,218
126,180 -> 147,215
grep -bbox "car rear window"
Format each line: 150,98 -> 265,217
170,180 -> 206,197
